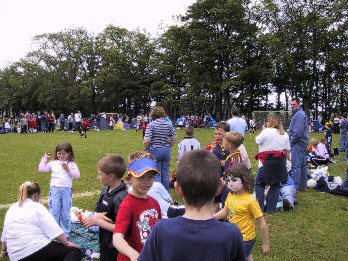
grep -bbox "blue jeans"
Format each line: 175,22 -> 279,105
49,186 -> 72,234
149,147 -> 172,191
289,145 -> 308,191
340,134 -> 347,150
255,167 -> 280,213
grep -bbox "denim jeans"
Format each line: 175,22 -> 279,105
49,186 -> 72,234
340,134 -> 347,150
289,144 -> 308,191
149,146 -> 172,191
255,167 -> 280,213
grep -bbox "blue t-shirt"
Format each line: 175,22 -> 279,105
138,217 -> 245,261
145,118 -> 176,149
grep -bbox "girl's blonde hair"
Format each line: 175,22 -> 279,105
54,142 -> 75,162
267,113 -> 285,135
18,181 -> 41,207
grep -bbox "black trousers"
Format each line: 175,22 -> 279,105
20,241 -> 82,261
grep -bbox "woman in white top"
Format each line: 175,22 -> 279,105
255,114 -> 291,213
1,182 -> 81,261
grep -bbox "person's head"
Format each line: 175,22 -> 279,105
310,138 -> 319,148
291,97 -> 301,111
98,155 -> 126,186
175,150 -> 222,210
215,122 -> 230,143
231,108 -> 240,117
150,106 -> 166,120
226,164 -> 254,194
320,137 -> 327,144
184,126 -> 194,137
266,113 -> 285,135
54,142 -> 75,162
127,151 -> 159,197
18,181 -> 41,207
223,131 -> 243,150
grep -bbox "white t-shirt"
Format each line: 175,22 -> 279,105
226,117 -> 248,137
39,159 -> 80,188
1,199 -> 64,261
255,128 -> 291,167
177,137 -> 201,161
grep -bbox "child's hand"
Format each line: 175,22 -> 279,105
95,212 -> 113,223
82,216 -> 98,228
211,142 -> 217,152
262,244 -> 270,256
220,160 -> 225,166
44,153 -> 51,159
61,163 -> 70,172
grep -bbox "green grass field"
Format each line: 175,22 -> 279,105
0,129 -> 347,260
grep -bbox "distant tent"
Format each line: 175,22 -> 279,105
99,118 -> 110,130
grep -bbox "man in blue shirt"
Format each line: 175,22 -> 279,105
226,108 -> 248,138
289,98 -> 309,192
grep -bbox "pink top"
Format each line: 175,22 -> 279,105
39,157 -> 80,188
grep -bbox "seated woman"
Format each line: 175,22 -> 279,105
310,138 -> 330,165
1,181 -> 82,261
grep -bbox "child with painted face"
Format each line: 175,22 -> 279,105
38,142 -> 80,234
214,164 -> 270,261
113,152 -> 162,261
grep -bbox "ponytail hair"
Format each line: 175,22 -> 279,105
18,182 -> 41,207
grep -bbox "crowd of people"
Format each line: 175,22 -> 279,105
1,101 -> 347,261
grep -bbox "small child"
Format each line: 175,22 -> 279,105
82,155 -> 128,261
249,118 -> 256,135
38,142 -> 80,234
214,164 -> 270,261
310,138 -> 330,165
177,126 -> 200,162
138,150 -> 245,261
113,152 -> 162,261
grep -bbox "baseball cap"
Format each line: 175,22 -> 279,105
128,158 -> 159,178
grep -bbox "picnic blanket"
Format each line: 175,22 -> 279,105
69,222 -> 100,260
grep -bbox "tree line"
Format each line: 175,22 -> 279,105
0,0 -> 347,121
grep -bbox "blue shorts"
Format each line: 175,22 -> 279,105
243,238 -> 256,259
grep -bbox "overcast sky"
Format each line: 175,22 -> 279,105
0,0 -> 196,69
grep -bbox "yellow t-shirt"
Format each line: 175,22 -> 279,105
225,192 -> 263,241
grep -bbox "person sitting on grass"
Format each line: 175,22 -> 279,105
214,164 -> 270,261
113,151 -> 162,261
1,182 -> 81,261
82,154 -> 128,261
310,138 -> 330,165
138,150 -> 245,261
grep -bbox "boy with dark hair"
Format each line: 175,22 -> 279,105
82,154 -> 128,261
113,152 -> 161,261
138,150 -> 245,261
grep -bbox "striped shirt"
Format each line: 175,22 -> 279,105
145,119 -> 176,149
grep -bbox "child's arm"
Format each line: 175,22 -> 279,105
38,153 -> 51,172
113,233 -> 139,261
62,162 -> 80,179
82,214 -> 114,232
256,216 -> 270,256
213,206 -> 229,220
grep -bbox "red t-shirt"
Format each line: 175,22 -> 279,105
114,194 -> 161,261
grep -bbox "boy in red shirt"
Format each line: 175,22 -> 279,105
113,152 -> 162,261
